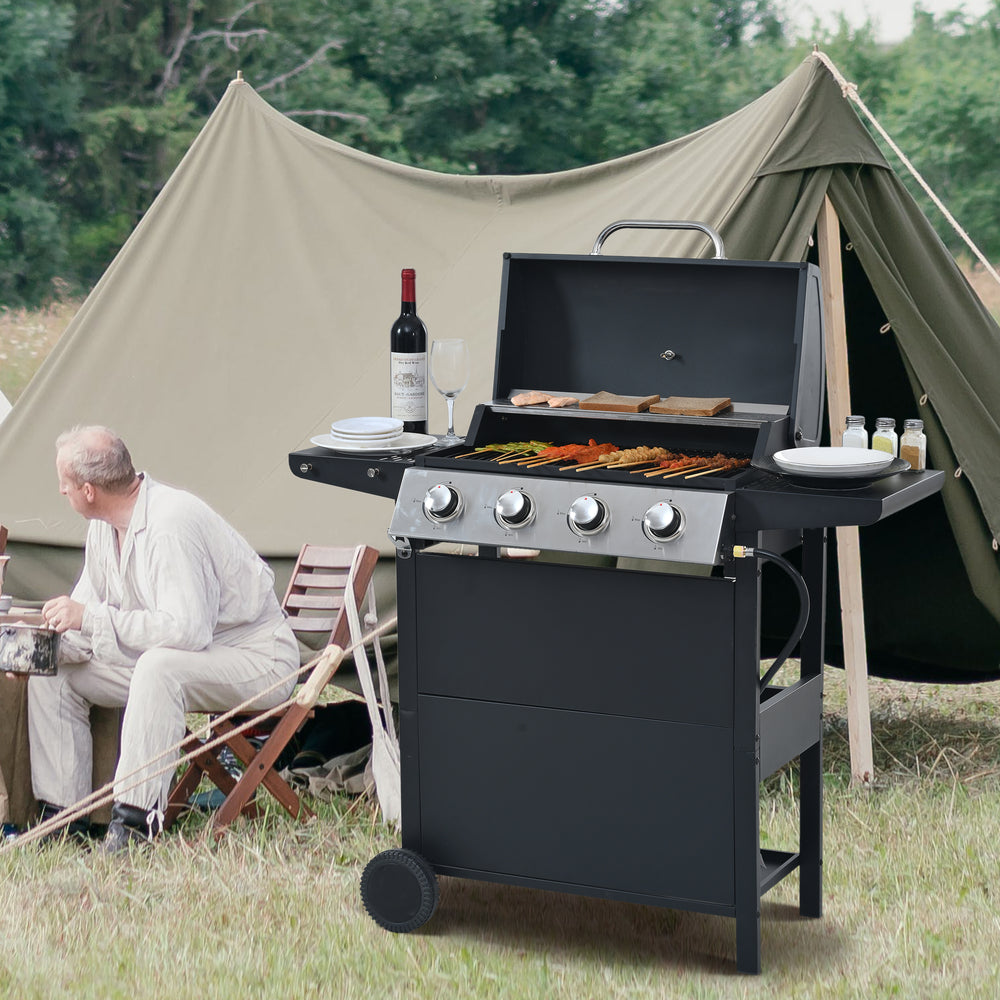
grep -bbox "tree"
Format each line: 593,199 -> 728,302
878,5 -> 1000,258
331,0 -> 631,173
0,0 -> 78,306
584,0 -> 790,161
62,1 -> 257,287
60,0 -> 398,288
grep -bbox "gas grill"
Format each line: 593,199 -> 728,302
290,223 -> 943,973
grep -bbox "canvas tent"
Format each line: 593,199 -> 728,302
1,53 -> 998,681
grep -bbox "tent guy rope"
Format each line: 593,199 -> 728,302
1,613 -> 398,852
813,50 -> 1000,290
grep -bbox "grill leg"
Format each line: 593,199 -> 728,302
734,748 -> 762,975
799,528 -> 825,918
733,532 -> 762,975
799,740 -> 823,918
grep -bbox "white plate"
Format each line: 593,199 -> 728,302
311,432 -> 438,454
330,430 -> 402,444
775,462 -> 891,476
331,416 -> 404,437
773,447 -> 894,474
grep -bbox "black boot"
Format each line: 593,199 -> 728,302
35,801 -> 92,846
98,802 -> 161,855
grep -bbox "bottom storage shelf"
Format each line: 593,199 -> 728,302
760,849 -> 800,894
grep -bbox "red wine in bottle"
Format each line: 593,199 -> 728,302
389,268 -> 428,433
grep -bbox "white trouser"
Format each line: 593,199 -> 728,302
28,621 -> 299,814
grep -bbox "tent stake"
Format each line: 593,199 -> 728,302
816,194 -> 875,787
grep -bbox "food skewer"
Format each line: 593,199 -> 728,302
571,460 -> 617,472
559,445 -> 618,472
610,459 -> 660,469
684,465 -> 727,479
641,461 -> 704,477
455,440 -> 551,462
495,450 -> 536,463
644,463 -> 709,478
575,446 -> 673,472
684,458 -> 751,478
576,458 -> 660,472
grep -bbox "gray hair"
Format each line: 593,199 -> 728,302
56,426 -> 137,494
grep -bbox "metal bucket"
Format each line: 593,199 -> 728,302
0,618 -> 60,675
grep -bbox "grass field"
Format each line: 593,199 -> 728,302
963,257 -> 1000,321
0,295 -> 78,405
2,666 -> 1000,999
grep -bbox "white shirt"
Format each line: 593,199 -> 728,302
67,476 -> 284,666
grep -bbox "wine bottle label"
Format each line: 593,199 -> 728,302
390,351 -> 427,422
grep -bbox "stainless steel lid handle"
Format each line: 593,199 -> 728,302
590,219 -> 726,259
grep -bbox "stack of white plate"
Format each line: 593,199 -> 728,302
311,417 -> 437,454
772,447 -> 896,478
330,416 -> 404,446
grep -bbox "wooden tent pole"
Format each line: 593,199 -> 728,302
816,195 -> 875,786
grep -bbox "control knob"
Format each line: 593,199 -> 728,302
495,490 -> 534,529
423,484 -> 462,522
567,495 -> 609,535
642,501 -> 684,542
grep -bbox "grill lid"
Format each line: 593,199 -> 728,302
493,248 -> 825,447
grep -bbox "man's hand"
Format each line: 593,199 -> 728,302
41,596 -> 85,633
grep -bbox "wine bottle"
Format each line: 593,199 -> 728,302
389,268 -> 428,433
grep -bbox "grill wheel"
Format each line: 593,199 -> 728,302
361,848 -> 440,933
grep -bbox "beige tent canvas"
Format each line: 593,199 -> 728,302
1,53 -> 998,680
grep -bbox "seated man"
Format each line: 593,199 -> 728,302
29,426 -> 299,851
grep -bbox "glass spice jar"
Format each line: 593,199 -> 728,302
842,415 -> 868,448
900,418 -> 926,470
872,417 -> 898,457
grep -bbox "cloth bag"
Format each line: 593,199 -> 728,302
281,743 -> 374,800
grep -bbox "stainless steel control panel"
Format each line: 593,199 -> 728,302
389,467 -> 734,565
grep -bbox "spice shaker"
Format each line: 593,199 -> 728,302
842,415 -> 868,448
900,418 -> 926,470
872,417 -> 898,457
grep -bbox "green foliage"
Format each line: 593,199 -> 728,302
879,6 -> 1000,259
585,0 -> 790,160
0,0 -> 78,306
332,0 -> 631,173
60,0 -> 236,286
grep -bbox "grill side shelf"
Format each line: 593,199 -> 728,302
735,469 -> 945,530
289,447 -> 418,500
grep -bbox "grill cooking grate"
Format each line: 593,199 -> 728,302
429,444 -> 754,490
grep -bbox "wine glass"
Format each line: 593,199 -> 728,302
429,339 -> 470,444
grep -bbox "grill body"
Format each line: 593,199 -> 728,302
290,244 -> 944,973
382,520 -> 826,974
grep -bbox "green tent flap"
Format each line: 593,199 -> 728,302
1,55 -> 997,678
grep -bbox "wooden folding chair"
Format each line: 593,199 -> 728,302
164,544 -> 381,834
